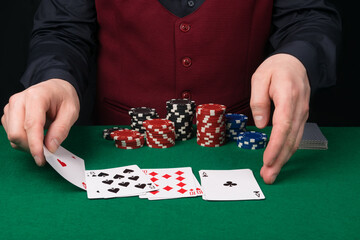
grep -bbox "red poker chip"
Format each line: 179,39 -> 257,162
197,122 -> 225,129
115,144 -> 143,149
196,137 -> 226,143
147,138 -> 176,144
196,104 -> 226,115
146,142 -> 175,149
199,126 -> 226,133
115,139 -> 145,147
146,132 -> 176,140
196,114 -> 224,120
197,139 -> 226,147
149,130 -> 175,136
151,127 -> 175,132
143,119 -> 174,130
110,129 -> 141,141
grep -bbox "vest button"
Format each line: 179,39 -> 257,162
180,23 -> 191,33
182,57 -> 192,67
182,90 -> 191,99
187,0 -> 195,7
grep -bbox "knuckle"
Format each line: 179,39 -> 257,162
3,104 -> 9,114
8,93 -> 20,105
250,100 -> 268,111
24,117 -> 38,131
7,131 -> 25,144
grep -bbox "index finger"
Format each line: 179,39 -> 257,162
263,94 -> 295,167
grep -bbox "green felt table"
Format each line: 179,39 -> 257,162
0,126 -> 359,240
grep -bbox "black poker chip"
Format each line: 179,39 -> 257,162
166,98 -> 196,141
128,107 -> 159,134
103,127 -> 122,140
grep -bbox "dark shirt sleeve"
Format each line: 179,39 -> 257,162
20,0 -> 97,100
270,0 -> 342,92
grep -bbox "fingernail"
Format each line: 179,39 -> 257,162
254,115 -> 263,126
49,138 -> 60,153
33,155 -> 44,167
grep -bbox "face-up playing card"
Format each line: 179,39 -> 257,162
43,146 -> 87,190
140,167 -> 202,200
85,165 -> 158,199
199,169 -> 265,201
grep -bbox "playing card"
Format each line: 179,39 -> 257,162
199,169 -> 265,201
85,165 -> 158,199
140,167 -> 201,200
43,146 -> 86,190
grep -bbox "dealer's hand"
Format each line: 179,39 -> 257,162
250,54 -> 310,184
1,79 -> 80,166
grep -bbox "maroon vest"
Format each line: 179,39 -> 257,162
95,0 -> 273,125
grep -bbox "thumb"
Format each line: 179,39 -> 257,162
250,73 -> 271,128
44,104 -> 79,153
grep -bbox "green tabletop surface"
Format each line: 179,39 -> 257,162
0,126 -> 359,240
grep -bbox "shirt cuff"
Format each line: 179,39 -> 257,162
270,40 -> 320,92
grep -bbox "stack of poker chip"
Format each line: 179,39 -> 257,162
196,103 -> 226,147
129,107 -> 159,134
143,119 -> 176,148
103,127 -> 122,140
166,99 -> 196,141
110,129 -> 145,149
237,131 -> 267,150
225,113 -> 248,141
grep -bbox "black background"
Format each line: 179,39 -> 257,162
1,0 -> 359,126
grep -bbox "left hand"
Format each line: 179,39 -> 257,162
250,53 -> 310,184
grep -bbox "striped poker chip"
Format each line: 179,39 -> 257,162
128,107 -> 159,134
166,98 -> 196,141
110,129 -> 142,141
225,113 -> 248,141
115,144 -> 143,149
237,141 -> 267,150
128,107 -> 157,117
115,136 -> 145,147
238,131 -> 267,142
196,103 -> 226,116
237,131 -> 267,150
196,103 -> 227,147
144,118 -> 177,148
103,127 -> 122,140
146,139 -> 175,149
143,119 -> 174,130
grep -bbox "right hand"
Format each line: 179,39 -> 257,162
1,79 -> 80,166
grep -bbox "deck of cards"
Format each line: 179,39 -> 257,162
43,146 -> 265,201
299,122 -> 328,150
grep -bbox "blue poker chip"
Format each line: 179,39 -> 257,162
237,131 -> 268,149
225,113 -> 248,130
225,113 -> 248,123
237,141 -> 267,150
226,128 -> 246,141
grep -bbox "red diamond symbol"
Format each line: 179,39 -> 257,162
175,171 -> 184,175
178,188 -> 187,194
176,176 -> 185,181
162,174 -> 171,179
177,182 -> 186,187
163,186 -> 173,191
150,177 -> 158,182
150,190 -> 159,195
149,172 -> 158,176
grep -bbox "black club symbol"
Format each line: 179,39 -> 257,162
223,181 -> 237,187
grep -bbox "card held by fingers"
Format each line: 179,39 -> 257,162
43,146 -> 87,190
